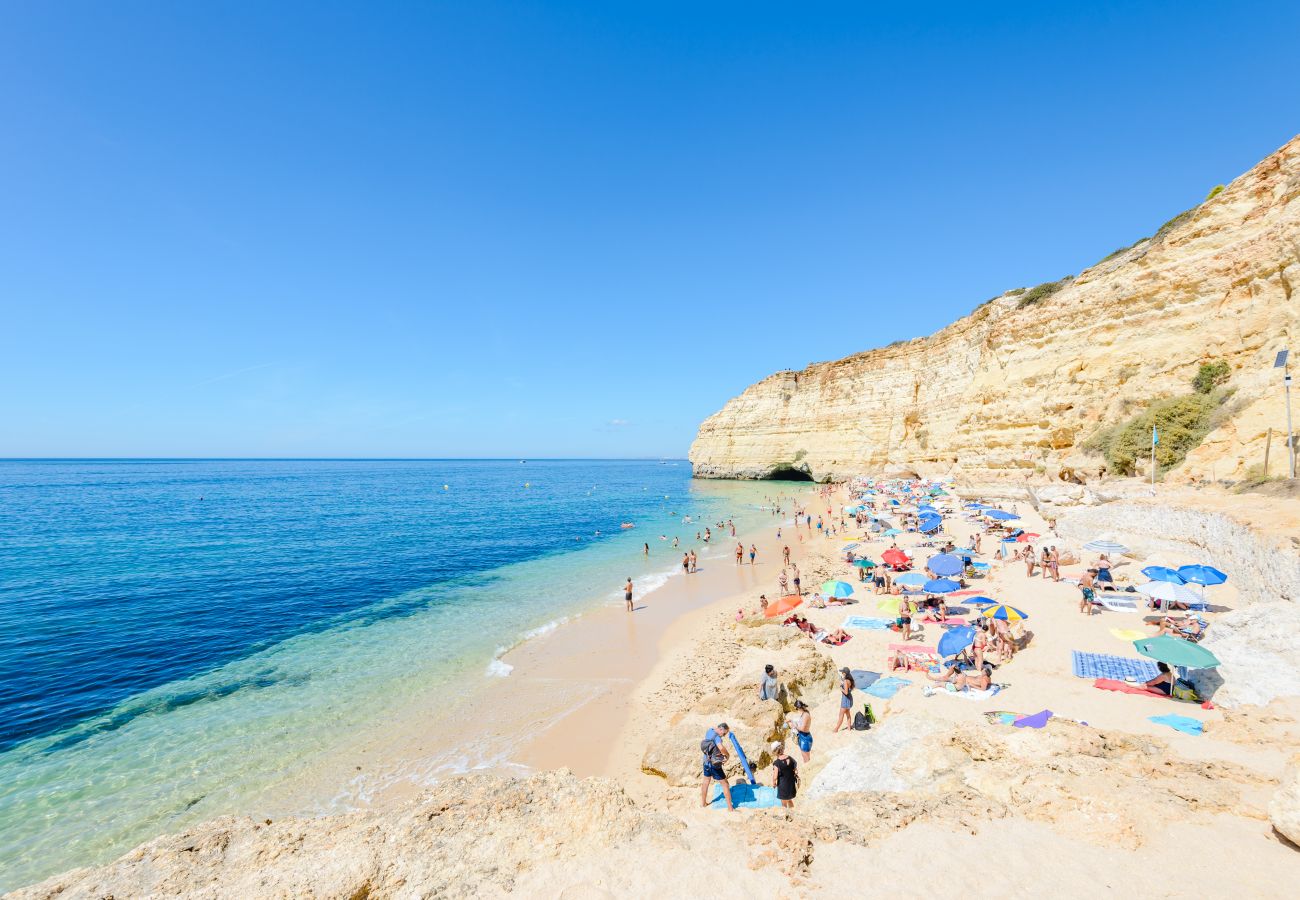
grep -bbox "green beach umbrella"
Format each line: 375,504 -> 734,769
821,580 -> 855,598
853,558 -> 876,568
1132,636 -> 1220,669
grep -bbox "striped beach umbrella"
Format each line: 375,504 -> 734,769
1082,538 -> 1130,555
983,604 -> 1029,621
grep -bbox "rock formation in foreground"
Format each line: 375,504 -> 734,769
689,134 -> 1300,484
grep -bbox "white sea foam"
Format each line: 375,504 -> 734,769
485,657 -> 514,677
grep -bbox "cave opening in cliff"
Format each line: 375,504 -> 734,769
765,467 -> 813,481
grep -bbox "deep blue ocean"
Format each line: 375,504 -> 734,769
0,458 -> 785,890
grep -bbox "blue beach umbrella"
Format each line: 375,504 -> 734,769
937,625 -> 976,658
926,553 -> 964,577
821,580 -> 855,598
918,519 -> 942,534
883,528 -> 903,537
965,595 -> 998,607
917,504 -> 938,513
1142,566 -> 1185,584
984,509 -> 1019,521
923,578 -> 960,594
894,572 -> 927,587
1177,565 -> 1227,586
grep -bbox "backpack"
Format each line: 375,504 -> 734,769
852,710 -> 870,731
1172,679 -> 1201,703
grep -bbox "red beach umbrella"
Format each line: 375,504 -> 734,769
882,548 -> 909,566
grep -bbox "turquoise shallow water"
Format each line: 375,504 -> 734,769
0,459 -> 794,891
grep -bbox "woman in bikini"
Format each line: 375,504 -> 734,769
1023,545 -> 1036,577
786,699 -> 812,762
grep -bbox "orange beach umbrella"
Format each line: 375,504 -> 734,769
765,594 -> 804,617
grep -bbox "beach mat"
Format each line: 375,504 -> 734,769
1093,677 -> 1166,697
849,669 -> 881,689
864,676 -> 912,699
1013,709 -> 1053,729
707,782 -> 782,810
1072,651 -> 1159,681
923,684 -> 1001,700
1149,714 -> 1203,735
842,616 -> 893,631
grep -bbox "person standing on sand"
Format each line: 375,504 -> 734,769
682,552 -> 690,575
700,725 -> 734,810
1023,545 -> 1036,578
786,699 -> 812,762
735,542 -> 744,565
791,565 -> 801,595
770,741 -> 797,809
832,668 -> 855,733
778,569 -> 788,594
625,578 -> 634,612
749,544 -> 757,566
689,550 -> 698,573
1079,568 -> 1097,616
783,545 -> 791,566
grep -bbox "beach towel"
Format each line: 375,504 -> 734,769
1013,709 -> 1053,729
1109,628 -> 1148,642
985,710 -> 1022,726
923,684 -> 1001,700
864,676 -> 912,699
1149,714 -> 1203,735
1071,651 -> 1159,681
707,782 -> 782,810
842,616 -> 893,631
1093,677 -> 1166,697
849,669 -> 881,689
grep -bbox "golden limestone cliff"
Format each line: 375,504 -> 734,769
689,134 -> 1300,484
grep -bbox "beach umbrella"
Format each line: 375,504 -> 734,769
854,558 -> 876,568
842,505 -> 862,514
821,580 -> 855,598
883,528 -> 903,537
965,595 -> 998,607
984,510 -> 1019,521
1142,566 -> 1185,584
917,504 -> 938,513
1135,581 -> 1202,607
926,553 -> 964,577
881,548 -> 909,566
918,518 -> 942,534
894,572 -> 927,586
984,604 -> 1029,621
1133,635 -> 1220,669
937,625 -> 976,658
1082,538 -> 1130,555
923,578 -> 961,594
764,595 -> 803,618
1014,532 -> 1041,543
1177,565 -> 1227,586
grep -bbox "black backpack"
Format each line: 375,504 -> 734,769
852,703 -> 875,731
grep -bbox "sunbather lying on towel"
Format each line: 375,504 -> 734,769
820,628 -> 851,646
1156,615 -> 1207,641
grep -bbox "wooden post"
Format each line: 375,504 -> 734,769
1264,427 -> 1273,476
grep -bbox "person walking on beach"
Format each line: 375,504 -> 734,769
700,724 -> 734,810
786,699 -> 812,762
735,542 -> 744,565
1079,568 -> 1097,616
689,550 -> 698,573
749,544 -> 757,566
625,578 -> 634,612
682,552 -> 690,575
770,741 -> 798,809
832,668 -> 856,733
782,545 -> 791,566
1023,545 -> 1036,578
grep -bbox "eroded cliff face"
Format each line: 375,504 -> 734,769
690,135 -> 1300,483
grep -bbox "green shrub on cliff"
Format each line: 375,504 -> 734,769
1205,184 -> 1226,201
1016,276 -> 1072,309
1192,360 -> 1230,394
1082,388 -> 1236,478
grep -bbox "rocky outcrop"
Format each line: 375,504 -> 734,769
9,771 -> 688,900
1271,754 -> 1300,846
690,134 -> 1300,484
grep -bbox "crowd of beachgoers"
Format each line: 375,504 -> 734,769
693,476 -> 1230,811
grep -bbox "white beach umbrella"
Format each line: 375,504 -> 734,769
1082,538 -> 1130,555
1134,581 -> 1202,607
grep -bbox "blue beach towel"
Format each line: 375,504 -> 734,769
842,615 -> 893,631
1149,714 -> 1203,736
864,676 -> 912,699
849,669 -> 881,689
1071,651 -> 1159,681
708,782 -> 782,809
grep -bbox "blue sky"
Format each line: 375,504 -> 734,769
2,1 -> 1296,458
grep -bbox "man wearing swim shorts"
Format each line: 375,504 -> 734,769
699,724 -> 734,809
625,577 -> 633,612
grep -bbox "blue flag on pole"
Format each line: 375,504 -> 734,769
1153,427 -> 1159,446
